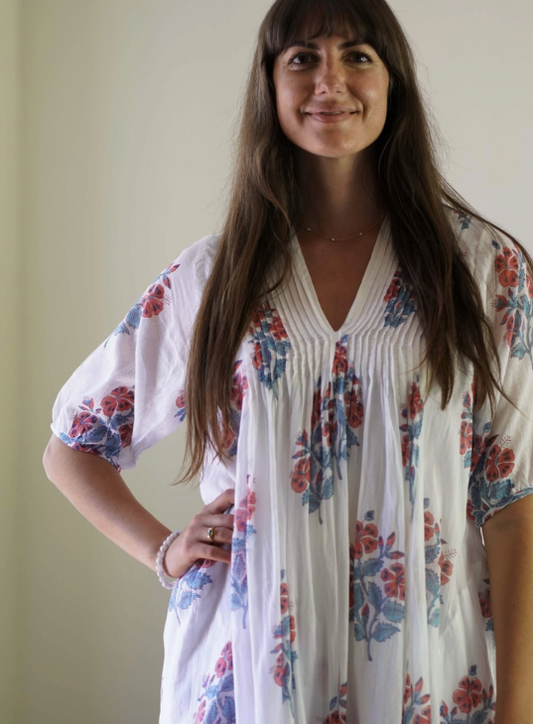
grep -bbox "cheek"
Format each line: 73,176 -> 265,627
362,83 -> 389,120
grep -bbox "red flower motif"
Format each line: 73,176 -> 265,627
69,411 -> 98,437
311,389 -> 322,431
246,489 -> 256,517
409,383 -> 423,418
459,420 -> 473,456
280,582 -> 289,615
381,562 -> 405,600
485,444 -> 515,482
291,457 -> 310,493
101,386 -> 134,416
289,614 -> 296,643
401,433 -> 410,467
384,275 -> 401,302
193,698 -> 206,724
438,552 -> 454,585
452,675 -> 483,713
479,587 -> 492,619
215,657 -> 227,678
274,662 -> 288,687
270,316 -> 288,341
403,673 -> 412,705
495,247 -> 520,287
231,371 -> 248,411
332,344 -> 348,375
345,388 -> 363,428
141,283 -> 166,317
503,313 -> 518,346
251,342 -> 263,370
235,506 -> 248,533
354,521 -> 379,558
118,423 -> 133,447
424,510 -> 435,541
175,391 -> 186,410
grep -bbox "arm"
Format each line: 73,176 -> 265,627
482,494 -> 533,724
42,433 -> 172,572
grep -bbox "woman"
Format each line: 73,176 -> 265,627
43,0 -> 533,722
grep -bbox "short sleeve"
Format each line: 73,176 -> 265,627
50,234 -> 217,472
465,223 -> 533,528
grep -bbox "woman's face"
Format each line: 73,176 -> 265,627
273,32 -> 390,160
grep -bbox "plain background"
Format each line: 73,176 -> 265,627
1,0 -> 532,722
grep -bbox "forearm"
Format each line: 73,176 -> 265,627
483,518 -> 533,724
43,435 -> 171,572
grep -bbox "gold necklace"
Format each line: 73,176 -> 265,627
301,214 -> 385,242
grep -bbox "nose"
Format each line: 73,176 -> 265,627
313,59 -> 347,93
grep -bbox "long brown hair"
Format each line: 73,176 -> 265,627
173,0 -> 533,486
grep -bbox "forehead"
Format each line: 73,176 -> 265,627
275,7 -> 369,55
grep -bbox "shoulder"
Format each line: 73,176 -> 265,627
169,231 -> 221,287
445,206 -> 523,290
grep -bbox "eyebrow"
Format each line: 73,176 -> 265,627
287,38 -> 367,50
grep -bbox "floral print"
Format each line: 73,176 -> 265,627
459,382 -> 475,469
50,217 -> 533,723
349,511 -> 406,662
223,361 -> 248,457
57,385 -> 135,472
105,260 -> 180,345
492,240 -> 533,365
383,268 -> 416,328
230,475 -> 257,628
193,641 -> 235,724
168,557 -> 216,619
322,682 -> 347,724
423,502 -> 456,628
400,377 -> 425,517
174,389 -> 186,423
291,335 -> 364,524
440,665 -> 496,723
270,570 -> 298,716
402,672 -> 431,724
467,427 -> 519,527
248,301 -> 292,398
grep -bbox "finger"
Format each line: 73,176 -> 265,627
199,513 -> 235,530
202,488 -> 235,516
200,524 -> 233,545
197,543 -> 231,565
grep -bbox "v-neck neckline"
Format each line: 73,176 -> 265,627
289,215 -> 390,338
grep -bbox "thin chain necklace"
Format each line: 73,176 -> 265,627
301,214 -> 386,242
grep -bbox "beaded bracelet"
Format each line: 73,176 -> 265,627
156,530 -> 182,589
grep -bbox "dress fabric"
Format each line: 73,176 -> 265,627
50,208 -> 533,724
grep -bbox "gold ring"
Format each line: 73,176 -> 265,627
207,527 -> 215,542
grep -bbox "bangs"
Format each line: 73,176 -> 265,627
265,0 -> 378,60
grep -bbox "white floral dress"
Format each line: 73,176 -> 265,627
50,208 -> 533,724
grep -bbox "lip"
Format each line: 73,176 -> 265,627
307,111 -> 356,124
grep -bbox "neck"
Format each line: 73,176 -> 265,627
293,146 -> 385,237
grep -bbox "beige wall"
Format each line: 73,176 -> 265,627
5,0 -> 532,722
0,1 -> 21,722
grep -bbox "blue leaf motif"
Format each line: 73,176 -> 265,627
372,622 -> 401,642
367,581 -> 383,612
177,590 -> 201,609
381,599 -> 405,624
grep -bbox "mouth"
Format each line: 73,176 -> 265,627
306,111 -> 357,124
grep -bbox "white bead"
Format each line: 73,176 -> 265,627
155,530 -> 182,589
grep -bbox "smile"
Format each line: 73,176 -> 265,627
307,111 -> 357,124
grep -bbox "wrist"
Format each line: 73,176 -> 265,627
155,530 -> 181,589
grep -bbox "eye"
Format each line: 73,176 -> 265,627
287,51 -> 372,66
